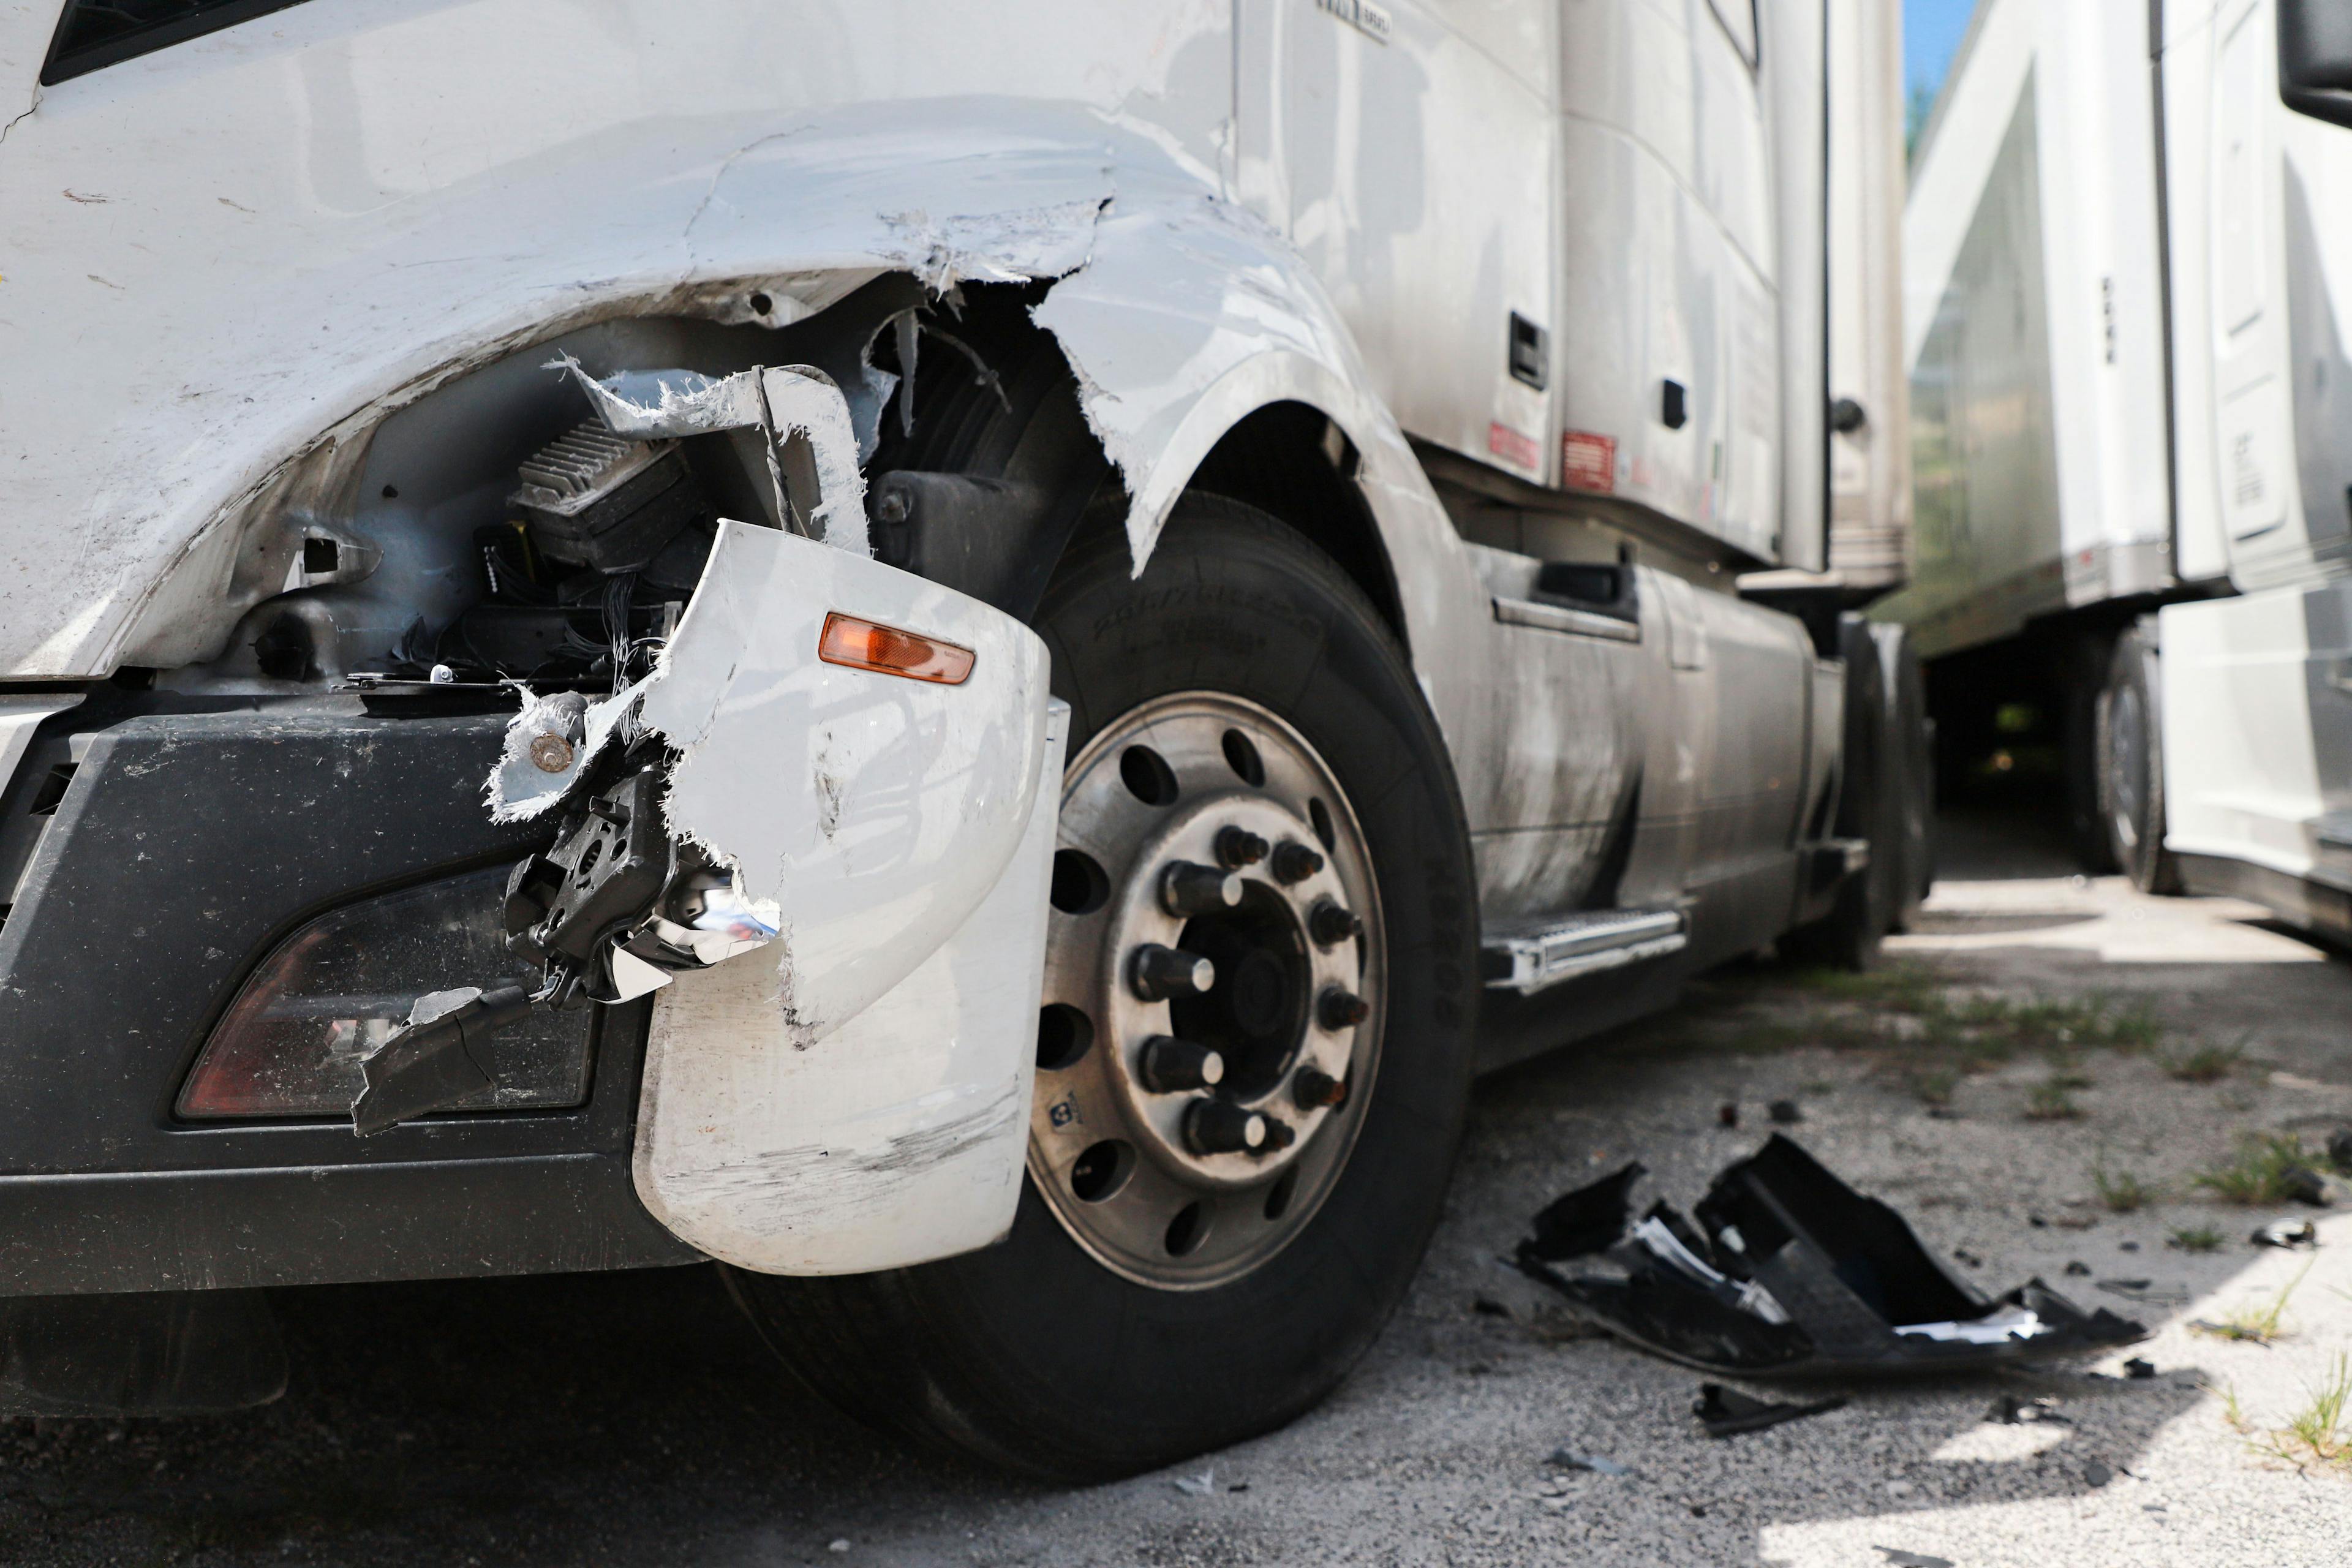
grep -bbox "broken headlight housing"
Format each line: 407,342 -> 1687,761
178,867 -> 596,1120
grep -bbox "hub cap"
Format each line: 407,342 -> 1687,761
1029,693 -> 1384,1289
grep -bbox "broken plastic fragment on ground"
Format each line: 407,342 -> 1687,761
1873,1549 -> 1954,1568
1512,1135 -> 2146,1376
1692,1383 -> 1847,1438
2253,1217 -> 2320,1248
1546,1450 -> 1632,1477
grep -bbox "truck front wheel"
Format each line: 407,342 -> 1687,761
726,496 -> 1480,1480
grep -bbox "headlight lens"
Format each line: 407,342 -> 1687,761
178,867 -> 595,1120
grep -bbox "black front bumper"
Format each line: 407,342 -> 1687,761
0,694 -> 697,1297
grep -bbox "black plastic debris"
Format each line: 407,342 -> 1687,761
2252,1218 -> 2319,1249
1719,1102 -> 1740,1127
2122,1357 -> 2156,1379
1874,1550 -> 1954,1568
2097,1278 -> 2188,1306
1986,1394 -> 2070,1425
1694,1382 -> 1846,1438
2283,1164 -> 2334,1207
1768,1099 -> 1803,1125
1524,1161 -> 1648,1262
1512,1136 -> 2146,1377
2063,1261 -> 2092,1276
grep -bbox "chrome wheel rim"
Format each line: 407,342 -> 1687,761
1029,693 -> 1385,1290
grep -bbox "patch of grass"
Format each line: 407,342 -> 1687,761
1909,1064 -> 1961,1107
2025,1079 -> 2084,1121
2094,1159 -> 2152,1213
2168,1224 -> 2225,1253
2258,1354 -> 2352,1469
2213,1378 -> 2252,1434
1785,962 -> 1942,1014
2194,1133 -> 2314,1205
1992,993 -> 2161,1053
2195,1261 -> 2312,1345
2163,1038 -> 2245,1084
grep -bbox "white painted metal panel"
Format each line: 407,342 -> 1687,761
0,0 -> 1235,678
1276,0 -> 1556,483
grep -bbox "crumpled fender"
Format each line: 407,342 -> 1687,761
622,521 -> 1064,1273
9,86 -> 1459,685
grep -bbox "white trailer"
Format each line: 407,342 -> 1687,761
1891,0 -> 2352,938
0,0 -> 1915,1470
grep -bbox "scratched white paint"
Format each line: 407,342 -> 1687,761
636,699 -> 1068,1273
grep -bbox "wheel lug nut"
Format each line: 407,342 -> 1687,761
1308,900 -> 1361,946
1259,1115 -> 1297,1152
1140,1035 -> 1226,1092
1131,943 -> 1215,1001
1160,861 -> 1242,917
1185,1098 -> 1267,1155
1316,987 -> 1370,1030
1272,842 -> 1325,884
1292,1066 -> 1348,1109
1215,826 -> 1270,869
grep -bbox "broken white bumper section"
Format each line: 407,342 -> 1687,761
622,522 -> 1061,1274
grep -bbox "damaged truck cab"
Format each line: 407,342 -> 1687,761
0,0 -> 1921,1470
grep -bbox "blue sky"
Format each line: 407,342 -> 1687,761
1905,0 -> 1980,108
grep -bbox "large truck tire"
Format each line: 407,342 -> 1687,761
728,497 -> 1482,1480
1781,616 -> 1895,969
1872,622 -> 1936,930
2063,632 -> 2126,875
2098,621 -> 2183,894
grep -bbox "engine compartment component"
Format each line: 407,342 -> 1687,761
509,424 -> 707,573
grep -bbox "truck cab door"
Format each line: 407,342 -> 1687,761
2206,0 -> 2352,580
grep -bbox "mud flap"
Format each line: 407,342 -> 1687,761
625,521 -> 1063,1274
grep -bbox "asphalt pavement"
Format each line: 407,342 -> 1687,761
6,808 -> 2351,1566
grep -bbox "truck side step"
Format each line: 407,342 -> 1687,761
1480,908 -> 1687,995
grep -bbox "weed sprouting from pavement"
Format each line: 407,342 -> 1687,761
2215,1378 -> 2250,1433
2164,1036 -> 2246,1084
2168,1224 -> 2225,1253
1909,1064 -> 1961,1107
2258,1354 -> 2352,1469
2094,1158 -> 2152,1213
2025,1079 -> 2084,1121
2194,1261 -> 2312,1345
2194,1133 -> 2316,1204
1786,963 -> 1943,1014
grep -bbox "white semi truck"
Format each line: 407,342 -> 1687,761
1893,0 -> 2352,937
0,0 -> 1918,1473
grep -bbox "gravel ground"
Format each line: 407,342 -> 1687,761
7,810 -> 2352,1566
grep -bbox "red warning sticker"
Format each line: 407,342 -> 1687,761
1487,421 -> 1541,473
1562,431 -> 1617,494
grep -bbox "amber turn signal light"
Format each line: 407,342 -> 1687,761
817,611 -> 975,684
